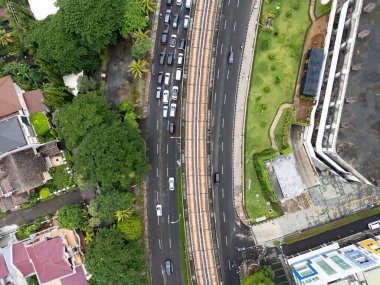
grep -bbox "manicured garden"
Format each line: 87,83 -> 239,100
244,0 -> 310,221
29,112 -> 55,142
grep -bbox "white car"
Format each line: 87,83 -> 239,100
172,86 -> 179,100
169,177 -> 175,191
163,90 -> 169,104
176,0 -> 182,6
183,15 -> 190,29
170,103 -> 177,118
170,34 -> 177,48
156,204 -> 162,216
177,52 -> 184,67
156,87 -> 162,99
163,105 -> 169,118
164,72 -> 171,85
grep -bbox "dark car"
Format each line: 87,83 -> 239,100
163,23 -> 169,34
169,122 -> 175,134
161,32 -> 168,45
165,260 -> 173,276
214,173 -> 220,184
157,72 -> 163,85
166,0 -> 172,6
228,51 -> 234,64
173,14 -> 179,29
159,52 -> 166,65
164,9 -> 171,24
179,38 -> 186,50
167,53 -> 174,65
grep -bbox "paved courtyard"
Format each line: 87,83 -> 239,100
252,171 -> 380,245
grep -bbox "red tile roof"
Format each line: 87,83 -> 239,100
26,237 -> 73,284
12,243 -> 34,277
0,76 -> 22,118
0,255 -> 9,279
61,265 -> 88,285
23,90 -> 46,115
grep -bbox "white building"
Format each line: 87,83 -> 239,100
288,236 -> 380,285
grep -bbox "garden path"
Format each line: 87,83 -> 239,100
309,0 -> 317,22
269,103 -> 293,152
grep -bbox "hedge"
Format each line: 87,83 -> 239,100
253,149 -> 278,203
279,107 -> 295,153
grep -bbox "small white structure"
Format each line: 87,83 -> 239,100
63,71 -> 83,96
28,0 -> 59,20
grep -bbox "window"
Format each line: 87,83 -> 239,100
330,255 -> 351,270
316,260 -> 336,275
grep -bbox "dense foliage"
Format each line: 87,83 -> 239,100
57,205 -> 88,230
121,0 -> 149,37
85,228 -> 147,285
118,216 -> 142,240
77,75 -> 97,94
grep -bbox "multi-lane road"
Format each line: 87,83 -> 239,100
142,2 -> 190,285
210,0 -> 257,284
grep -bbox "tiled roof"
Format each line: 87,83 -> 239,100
26,237 -> 73,284
61,265 -> 88,285
0,76 -> 22,118
23,90 -> 46,115
0,254 -> 9,279
0,116 -> 27,155
12,243 -> 34,277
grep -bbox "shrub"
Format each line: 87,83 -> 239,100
261,104 -> 268,110
279,108 -> 295,152
77,75 -> 97,94
274,76 -> 281,85
263,86 -> 270,93
268,54 -> 276,61
39,188 -> 51,201
30,112 -> 50,137
286,11 -> 292,18
117,216 -> 142,240
270,65 -> 277,71
17,220 -> 43,240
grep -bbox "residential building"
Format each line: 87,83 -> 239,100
288,236 -> 380,285
0,226 -> 89,285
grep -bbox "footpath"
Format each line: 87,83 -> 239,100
232,0 -> 262,228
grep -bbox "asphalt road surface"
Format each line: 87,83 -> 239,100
210,0 -> 257,284
141,1 -> 190,284
282,212 -> 380,256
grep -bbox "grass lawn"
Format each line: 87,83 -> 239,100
30,112 -> 50,137
284,207 -> 380,244
244,0 -> 310,221
315,0 -> 332,19
46,165 -> 73,191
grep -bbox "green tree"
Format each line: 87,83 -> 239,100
95,192 -> 134,224
0,29 -> 12,46
56,0 -> 125,52
142,0 -> 156,15
39,188 -> 51,201
241,271 -> 275,285
128,59 -> 149,79
0,61 -> 45,90
54,92 -> 118,148
42,82 -> 73,110
132,37 -> 151,59
117,216 -> 142,240
57,205 -> 88,230
119,98 -> 138,127
115,208 -> 134,222
77,75 -> 97,93
85,228 -> 147,285
72,122 -> 150,191
132,29 -> 149,41
27,14 -> 100,76
121,0 -> 149,37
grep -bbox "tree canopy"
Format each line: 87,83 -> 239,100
241,268 -> 276,285
85,228 -> 147,285
117,216 -> 142,240
72,121 -> 150,191
89,192 -> 134,224
54,92 -> 118,148
57,205 -> 88,230
121,0 -> 149,38
77,75 -> 97,94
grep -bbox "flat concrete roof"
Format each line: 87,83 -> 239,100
0,117 -> 27,155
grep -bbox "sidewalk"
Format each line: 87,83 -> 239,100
232,0 -> 262,227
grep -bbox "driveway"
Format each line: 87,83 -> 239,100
0,188 -> 96,227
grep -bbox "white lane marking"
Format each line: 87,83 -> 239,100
227,69 -> 230,80
224,19 -> 227,30
217,68 -> 219,79
212,116 -> 214,128
230,45 -> 233,52
228,260 -> 231,270
158,216 -> 160,225
223,93 -> 226,105
156,120 -> 159,130
228,0 -> 230,5
168,215 -> 170,224
157,191 -> 159,201
159,239 -> 162,250
220,43 -> 223,55
237,0 -> 239,7
216,38 -> 219,48
221,141 -> 224,152
222,164 -> 224,175
223,212 -> 225,223
214,92 -> 217,103
222,188 -> 225,199
166,144 -> 169,154
167,167 -> 169,177
222,117 -> 224,128
156,168 -> 159,177
225,236 -> 228,246
169,238 -> 172,248
157,144 -> 159,154
233,21 -> 236,31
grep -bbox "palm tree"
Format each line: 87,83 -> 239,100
128,59 -> 149,79
132,29 -> 150,41
115,208 -> 134,222
84,231 -> 94,243
142,0 -> 156,15
0,29 -> 13,46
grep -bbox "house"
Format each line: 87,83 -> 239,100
23,90 -> 47,115
0,76 -> 24,119
0,227 -> 89,285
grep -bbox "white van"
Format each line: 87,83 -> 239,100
175,68 -> 182,81
185,0 -> 191,9
368,220 -> 380,230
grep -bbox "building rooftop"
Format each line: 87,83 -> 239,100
301,48 -> 325,97
0,116 -> 27,155
0,76 -> 22,118
23,90 -> 46,115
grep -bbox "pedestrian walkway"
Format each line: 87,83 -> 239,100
0,188 -> 95,228
232,0 -> 262,228
268,103 -> 293,152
